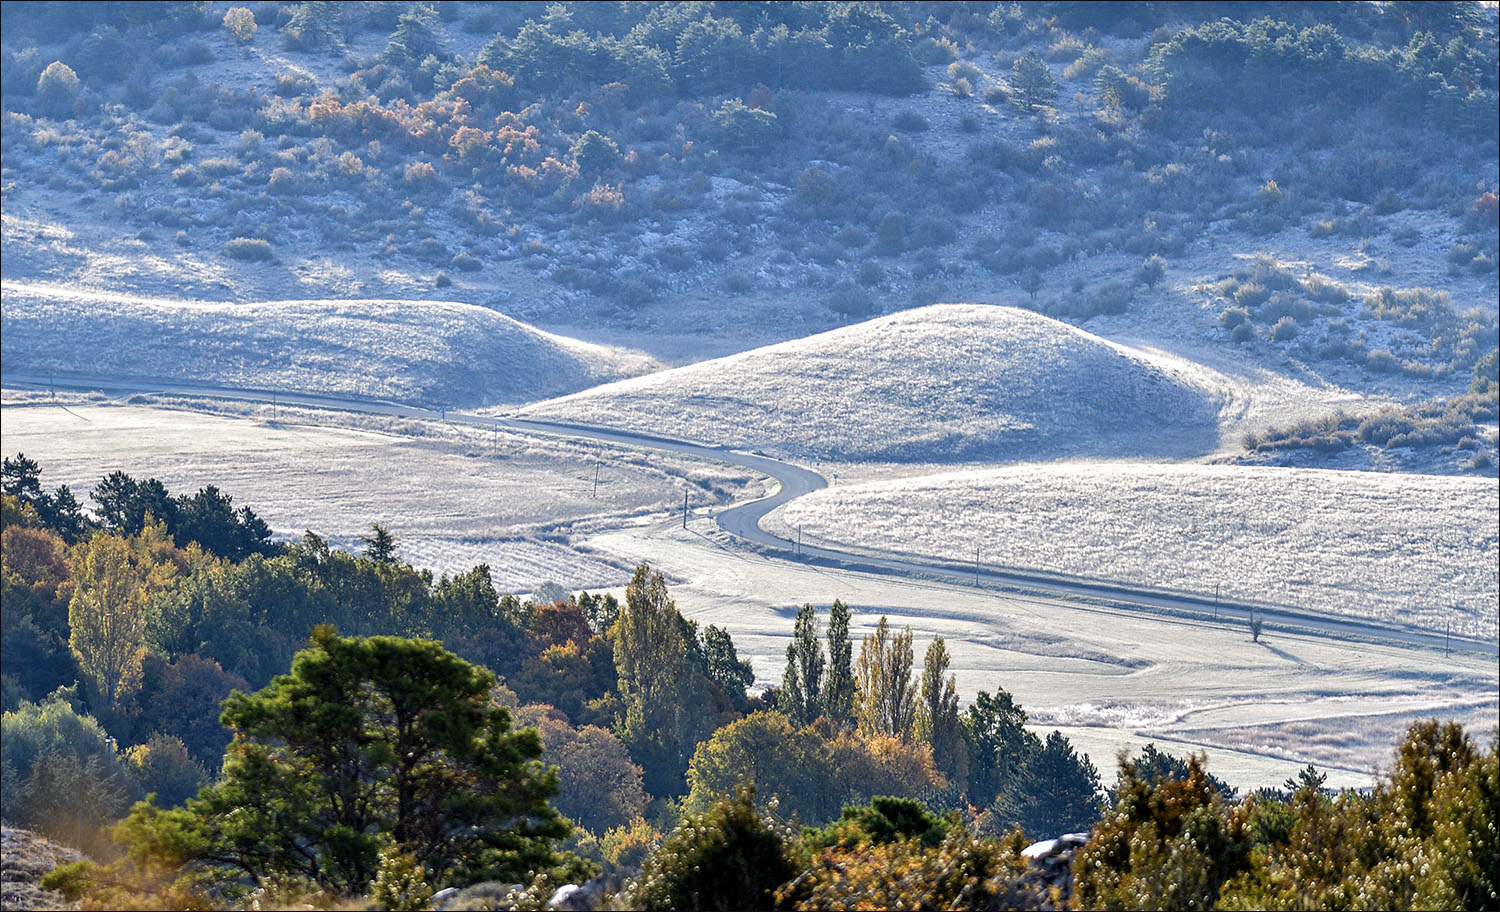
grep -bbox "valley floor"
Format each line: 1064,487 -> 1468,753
5,391 -> 1492,791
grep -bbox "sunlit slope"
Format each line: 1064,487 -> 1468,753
0,282 -> 660,407
780,462 -> 1499,637
524,304 -> 1224,462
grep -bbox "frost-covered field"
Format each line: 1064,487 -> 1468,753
586,520 -> 1499,791
0,399 -> 758,589
778,463 -> 1499,638
524,304 -> 1230,462
0,281 -> 660,407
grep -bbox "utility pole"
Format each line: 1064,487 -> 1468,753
1445,620 -> 1450,658
974,543 -> 980,586
593,462 -> 600,498
1215,582 -> 1220,621
272,391 -> 278,420
798,524 -> 802,557
682,488 -> 688,529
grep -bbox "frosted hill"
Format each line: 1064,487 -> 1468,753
0,282 -> 660,407
522,304 -> 1225,463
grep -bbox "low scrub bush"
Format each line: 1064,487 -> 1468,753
1089,280 -> 1133,316
826,284 -> 875,319
221,237 -> 274,261
1363,287 -> 1453,328
1302,273 -> 1350,304
891,110 -> 929,133
1232,282 -> 1271,309
913,36 -> 958,66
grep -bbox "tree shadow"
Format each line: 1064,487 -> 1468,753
1257,639 -> 1309,666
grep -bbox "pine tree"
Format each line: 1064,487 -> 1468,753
992,730 -> 1102,837
199,629 -> 572,892
1011,51 -> 1057,111
361,521 -> 399,563
962,689 -> 1038,808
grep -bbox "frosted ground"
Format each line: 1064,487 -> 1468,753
775,463 -> 1499,639
526,304 -> 1252,462
0,281 -> 660,408
0,396 -> 760,592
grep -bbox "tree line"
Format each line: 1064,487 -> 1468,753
4,454 -> 1494,910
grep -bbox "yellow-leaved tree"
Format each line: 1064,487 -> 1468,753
68,523 -> 181,710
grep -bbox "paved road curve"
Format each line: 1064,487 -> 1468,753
6,371 -> 1495,657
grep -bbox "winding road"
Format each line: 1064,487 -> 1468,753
5,371 -> 1495,657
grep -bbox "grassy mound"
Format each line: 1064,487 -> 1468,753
0,282 -> 660,407
524,304 -> 1224,462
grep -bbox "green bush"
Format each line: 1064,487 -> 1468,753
1075,753 -> 1249,910
625,788 -> 796,911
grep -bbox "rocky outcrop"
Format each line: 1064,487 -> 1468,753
1,826 -> 82,911
1019,832 -> 1091,910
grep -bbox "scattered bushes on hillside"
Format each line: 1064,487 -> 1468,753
1242,386 -> 1498,474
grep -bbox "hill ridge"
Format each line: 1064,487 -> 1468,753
522,303 -> 1227,463
1,281 -> 661,408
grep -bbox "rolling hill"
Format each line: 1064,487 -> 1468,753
0,281 -> 660,407
522,303 -> 1227,462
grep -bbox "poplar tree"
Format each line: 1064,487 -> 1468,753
916,637 -> 967,785
612,563 -> 715,796
778,603 -> 824,725
854,616 -> 916,740
68,533 -> 157,709
822,600 -> 855,722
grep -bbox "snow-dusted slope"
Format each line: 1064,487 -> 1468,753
0,282 -> 660,407
524,304 -> 1225,462
779,462 -> 1499,637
